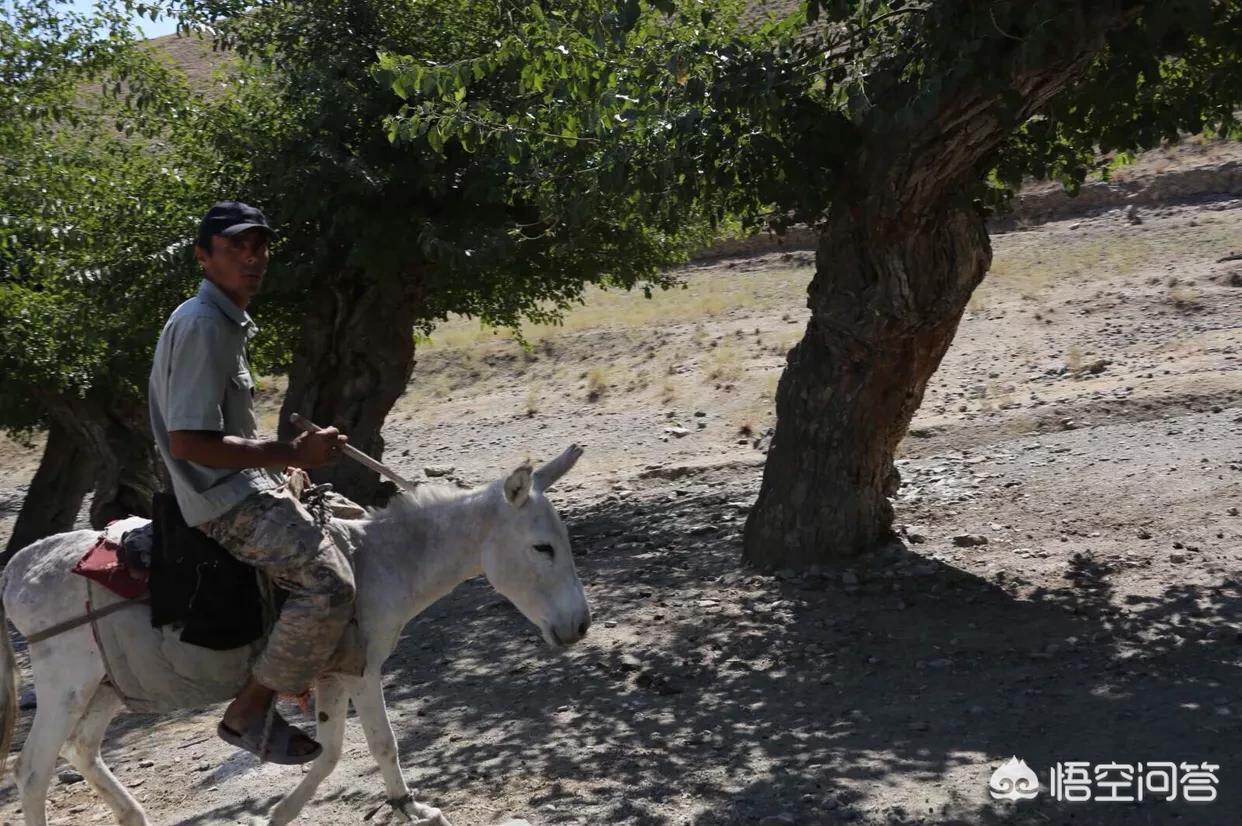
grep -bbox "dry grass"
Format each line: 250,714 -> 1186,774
423,266 -> 814,350
982,215 -> 1242,302
1065,346 -> 1083,374
704,341 -> 745,383
660,375 -> 678,405
1168,285 -> 1203,309
586,366 -> 611,402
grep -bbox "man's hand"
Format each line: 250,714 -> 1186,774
291,426 -> 348,468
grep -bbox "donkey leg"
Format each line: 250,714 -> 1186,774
63,685 -> 149,826
15,643 -> 103,826
351,672 -> 451,826
268,677 -> 349,826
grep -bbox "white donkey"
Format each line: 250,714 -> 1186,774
0,445 -> 589,826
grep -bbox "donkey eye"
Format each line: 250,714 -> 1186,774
533,543 -> 555,557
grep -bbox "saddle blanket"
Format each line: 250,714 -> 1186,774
71,519 -> 152,601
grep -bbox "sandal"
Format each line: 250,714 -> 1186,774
217,708 -> 323,765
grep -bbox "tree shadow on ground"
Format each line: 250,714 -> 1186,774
2,470 -> 1234,825
366,474 -> 1239,825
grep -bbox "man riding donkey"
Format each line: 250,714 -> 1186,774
148,201 -> 353,764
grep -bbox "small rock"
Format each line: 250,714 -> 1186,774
138,759 -> 155,768
424,464 -> 455,477
927,658 -> 952,669
665,427 -> 689,438
1169,552 -> 1187,563
57,770 -> 84,785
952,534 -> 989,547
759,815 -> 796,826
1137,528 -> 1152,540
635,669 -> 682,695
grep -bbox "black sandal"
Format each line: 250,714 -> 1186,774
217,707 -> 323,765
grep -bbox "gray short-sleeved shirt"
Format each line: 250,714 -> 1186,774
149,278 -> 282,526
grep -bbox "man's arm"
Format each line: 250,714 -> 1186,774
169,428 -> 346,470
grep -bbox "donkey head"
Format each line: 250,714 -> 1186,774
481,444 -> 591,649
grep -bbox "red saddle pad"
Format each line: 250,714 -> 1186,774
72,537 -> 150,600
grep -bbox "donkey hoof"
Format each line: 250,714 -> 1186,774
411,812 -> 450,826
402,800 -> 450,826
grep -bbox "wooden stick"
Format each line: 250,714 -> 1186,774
289,413 -> 419,493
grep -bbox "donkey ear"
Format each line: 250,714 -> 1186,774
503,463 -> 534,508
533,444 -> 584,492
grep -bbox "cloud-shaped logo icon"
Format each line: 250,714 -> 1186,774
989,756 -> 1041,800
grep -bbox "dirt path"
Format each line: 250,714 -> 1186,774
0,195 -> 1239,825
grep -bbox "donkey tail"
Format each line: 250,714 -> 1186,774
0,594 -> 18,775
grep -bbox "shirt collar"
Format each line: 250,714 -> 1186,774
197,278 -> 258,338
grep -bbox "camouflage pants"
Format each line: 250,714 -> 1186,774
199,488 -> 356,693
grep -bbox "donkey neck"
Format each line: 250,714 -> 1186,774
347,484 -> 500,622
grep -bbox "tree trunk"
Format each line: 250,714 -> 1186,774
80,398 -> 163,528
1,394 -> 159,564
744,200 -> 991,568
1,420 -> 98,563
278,268 -> 421,505
740,2 -> 1142,570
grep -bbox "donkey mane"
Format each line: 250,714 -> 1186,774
367,481 -> 490,524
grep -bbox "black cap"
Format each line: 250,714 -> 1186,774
196,201 -> 276,248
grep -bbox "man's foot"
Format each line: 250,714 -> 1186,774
217,708 -> 322,765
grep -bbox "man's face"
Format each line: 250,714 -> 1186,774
195,228 -> 270,307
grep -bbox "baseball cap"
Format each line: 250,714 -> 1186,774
196,201 -> 276,248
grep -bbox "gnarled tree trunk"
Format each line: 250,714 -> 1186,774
278,268 -> 422,505
76,397 -> 164,528
744,200 -> 990,568
2,393 -> 160,564
2,421 -> 98,562
743,5 -> 1133,568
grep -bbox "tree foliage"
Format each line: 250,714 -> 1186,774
170,0 -> 723,344
0,0 -> 208,437
382,0 -> 1242,233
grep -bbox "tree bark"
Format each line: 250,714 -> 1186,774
79,398 -> 163,528
742,3 -> 1141,569
1,420 -> 98,563
744,199 -> 991,568
278,268 -> 421,505
2,394 -> 159,565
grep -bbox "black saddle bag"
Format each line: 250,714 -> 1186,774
149,491 -> 267,651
